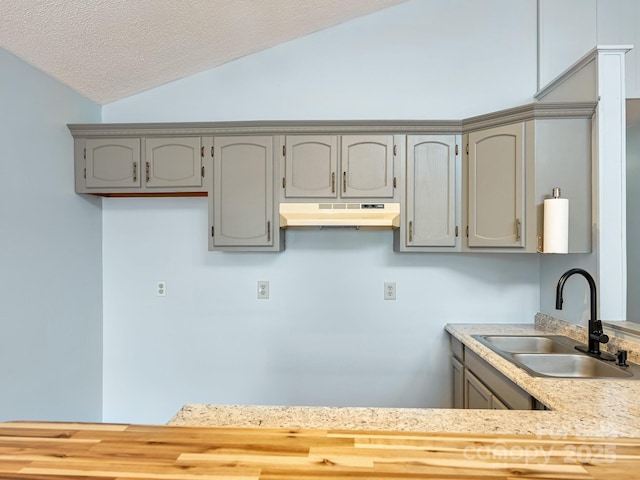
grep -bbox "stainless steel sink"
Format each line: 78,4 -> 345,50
512,353 -> 633,378
481,335 -> 576,354
471,334 -> 638,379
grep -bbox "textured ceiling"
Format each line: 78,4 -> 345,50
0,0 -> 406,104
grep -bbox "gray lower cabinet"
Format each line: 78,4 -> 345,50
282,134 -> 397,201
77,137 -> 209,194
209,136 -> 283,251
450,336 -> 539,410
395,135 -> 459,251
451,355 -> 465,409
464,369 -> 493,409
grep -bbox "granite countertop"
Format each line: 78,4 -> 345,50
169,313 -> 640,438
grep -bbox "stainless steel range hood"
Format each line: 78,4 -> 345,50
279,202 -> 400,229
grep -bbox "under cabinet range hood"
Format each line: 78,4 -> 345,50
279,203 -> 400,229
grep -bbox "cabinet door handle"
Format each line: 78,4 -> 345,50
132,162 -> 137,182
409,221 -> 413,243
267,221 -> 271,242
145,161 -> 150,183
331,172 -> 336,193
516,218 -> 521,241
343,171 -> 347,193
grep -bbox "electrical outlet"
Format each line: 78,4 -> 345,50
257,281 -> 269,299
156,281 -> 167,297
384,281 -> 396,300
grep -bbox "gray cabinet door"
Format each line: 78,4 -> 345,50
464,369 -> 492,409
451,355 -> 464,409
284,136 -> 338,198
145,137 -> 203,188
212,136 -> 274,247
406,135 -> 456,247
467,123 -> 525,248
85,138 -> 141,189
341,135 -> 394,198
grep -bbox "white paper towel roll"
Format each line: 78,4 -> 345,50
543,198 -> 569,253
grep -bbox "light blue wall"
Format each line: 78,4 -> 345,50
0,48 -> 103,421
104,0 -> 537,123
101,0 -> 541,424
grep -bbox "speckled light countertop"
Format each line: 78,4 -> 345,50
169,313 -> 640,438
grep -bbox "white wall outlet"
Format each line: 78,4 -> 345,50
257,281 -> 269,299
156,281 -> 167,297
384,281 -> 396,300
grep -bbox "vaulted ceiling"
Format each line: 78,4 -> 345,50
0,0 -> 406,104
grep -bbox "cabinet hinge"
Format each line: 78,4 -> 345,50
201,165 -> 205,177
393,144 -> 397,156
211,226 -> 214,237
466,144 -> 469,155
201,146 -> 205,157
455,144 -> 459,155
83,148 -> 86,160
282,145 -> 286,156
211,146 -> 214,157
393,177 -> 397,188
466,225 -> 469,237
282,177 -> 286,189
455,226 -> 459,237
83,167 -> 86,179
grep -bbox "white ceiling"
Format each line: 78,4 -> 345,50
0,0 -> 406,104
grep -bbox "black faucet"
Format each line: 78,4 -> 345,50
555,268 -> 614,360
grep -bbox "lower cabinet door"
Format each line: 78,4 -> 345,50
464,369 -> 492,409
491,395 -> 509,410
451,356 -> 465,409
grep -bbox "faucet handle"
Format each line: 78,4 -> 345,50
616,350 -> 629,367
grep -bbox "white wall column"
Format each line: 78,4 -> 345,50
595,46 -> 630,319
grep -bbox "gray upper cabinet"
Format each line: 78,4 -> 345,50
467,123 -> 525,248
284,136 -> 338,198
84,138 -> 141,189
209,136 -> 283,251
283,135 -> 397,201
401,135 -> 458,250
340,135 -> 394,198
76,137 -> 209,194
463,112 -> 592,254
68,102 -> 594,253
145,137 -> 204,189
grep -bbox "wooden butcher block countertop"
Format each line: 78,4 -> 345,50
0,421 -> 639,479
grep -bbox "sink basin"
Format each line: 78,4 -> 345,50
471,334 -> 638,379
482,335 -> 576,354
512,353 -> 633,379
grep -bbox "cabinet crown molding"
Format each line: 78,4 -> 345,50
68,102 -> 596,138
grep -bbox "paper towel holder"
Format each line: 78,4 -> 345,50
538,187 -> 569,254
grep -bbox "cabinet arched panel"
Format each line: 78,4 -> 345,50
406,135 -> 456,247
85,138 -> 141,188
213,137 -> 273,247
341,136 -> 394,198
468,123 -> 524,248
146,137 -> 202,188
285,136 -> 337,197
